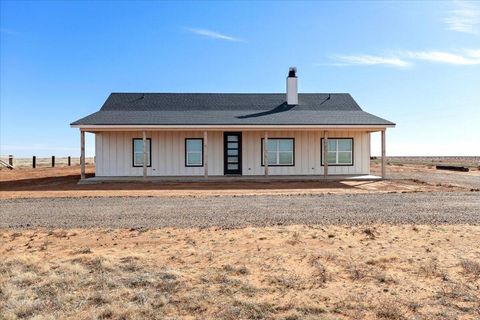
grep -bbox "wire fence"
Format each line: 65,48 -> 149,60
0,155 -> 95,169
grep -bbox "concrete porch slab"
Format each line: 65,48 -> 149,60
78,175 -> 382,184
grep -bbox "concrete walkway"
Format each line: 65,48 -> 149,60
79,174 -> 382,184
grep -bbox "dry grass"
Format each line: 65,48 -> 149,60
1,225 -> 479,319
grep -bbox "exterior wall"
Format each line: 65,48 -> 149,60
95,131 -> 223,176
95,130 -> 370,177
242,130 -> 370,176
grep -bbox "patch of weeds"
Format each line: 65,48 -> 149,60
220,300 -> 276,320
296,305 -> 327,315
10,232 -> 22,240
281,311 -> 302,320
89,292 -> 110,306
406,300 -> 422,313
373,271 -> 397,284
71,256 -> 107,272
320,251 -> 337,263
346,261 -> 366,281
268,272 -> 304,290
96,306 -> 114,319
363,227 -> 377,239
123,274 -> 151,289
286,231 -> 301,245
14,300 -> 42,319
418,258 -> 444,278
120,258 -> 143,272
52,230 -> 68,238
222,264 -> 249,275
309,256 -> 329,284
459,259 -> 480,278
436,282 -> 478,303
238,283 -> 259,297
376,299 -> 405,320
71,247 -> 92,255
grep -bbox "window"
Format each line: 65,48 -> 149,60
132,138 -> 151,167
185,138 -> 203,167
321,138 -> 353,166
261,138 -> 294,166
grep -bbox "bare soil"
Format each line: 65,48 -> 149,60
1,225 -> 479,319
0,163 -> 474,199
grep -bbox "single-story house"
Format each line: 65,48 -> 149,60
71,68 -> 395,181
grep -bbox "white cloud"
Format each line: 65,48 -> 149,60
330,55 -> 411,68
186,27 -> 244,42
405,50 -> 480,65
326,49 -> 480,67
444,1 -> 480,34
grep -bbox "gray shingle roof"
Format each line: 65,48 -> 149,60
71,93 -> 395,126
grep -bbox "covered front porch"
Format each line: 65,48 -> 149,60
77,125 -> 390,182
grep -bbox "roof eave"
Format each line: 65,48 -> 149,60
71,123 -> 395,130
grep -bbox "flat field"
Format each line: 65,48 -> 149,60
1,225 -> 479,319
1,157 -> 479,319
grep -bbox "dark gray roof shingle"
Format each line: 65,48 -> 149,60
71,93 -> 395,126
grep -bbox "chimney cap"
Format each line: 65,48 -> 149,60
288,67 -> 297,77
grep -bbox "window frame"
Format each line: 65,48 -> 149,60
321,138 -> 354,166
261,138 -> 295,167
185,138 -> 204,167
132,138 -> 152,167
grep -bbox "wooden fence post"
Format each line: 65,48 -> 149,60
32,156 -> 36,168
8,155 -> 13,166
51,156 -> 55,168
68,156 -> 71,166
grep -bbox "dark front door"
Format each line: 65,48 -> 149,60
224,132 -> 242,175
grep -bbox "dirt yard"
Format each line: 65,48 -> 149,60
1,162 -> 477,199
1,225 -> 479,319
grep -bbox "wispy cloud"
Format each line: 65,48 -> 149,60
444,1 -> 480,34
405,50 -> 480,65
186,27 -> 244,42
325,49 -> 480,68
329,55 -> 411,68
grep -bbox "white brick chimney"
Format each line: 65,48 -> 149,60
286,67 -> 298,105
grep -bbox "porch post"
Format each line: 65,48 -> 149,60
142,131 -> 147,180
204,131 -> 208,178
323,131 -> 328,179
80,129 -> 85,180
264,131 -> 268,177
381,129 -> 386,179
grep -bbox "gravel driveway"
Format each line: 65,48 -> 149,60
1,192 -> 479,228
389,169 -> 480,189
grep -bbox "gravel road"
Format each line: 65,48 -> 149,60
1,192 -> 479,228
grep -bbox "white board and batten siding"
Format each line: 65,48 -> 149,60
242,130 -> 370,176
95,130 -> 370,177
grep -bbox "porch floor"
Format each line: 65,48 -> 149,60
79,174 -> 382,184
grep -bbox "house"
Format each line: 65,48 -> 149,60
71,68 -> 395,181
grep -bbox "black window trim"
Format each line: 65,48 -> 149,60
261,137 -> 295,167
321,137 -> 354,167
132,138 -> 152,167
185,138 -> 204,167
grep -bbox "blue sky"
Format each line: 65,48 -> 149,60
1,0 -> 479,157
